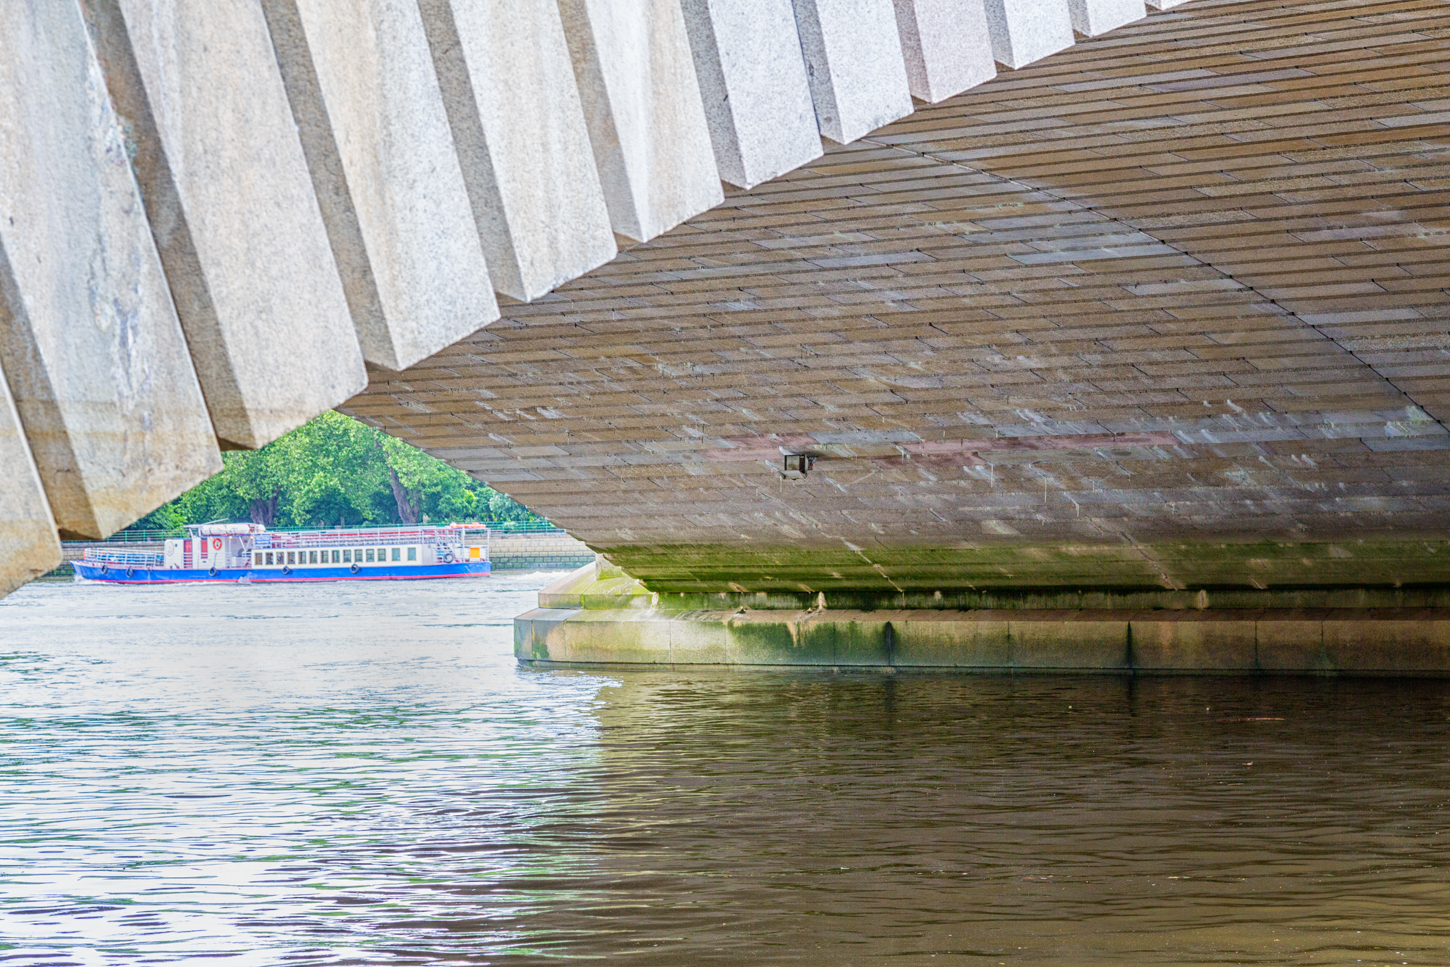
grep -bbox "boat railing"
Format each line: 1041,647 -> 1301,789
83,549 -> 164,567
256,528 -> 476,549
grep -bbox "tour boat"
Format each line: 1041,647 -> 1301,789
73,523 -> 490,585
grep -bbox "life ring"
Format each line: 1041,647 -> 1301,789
100,564 -> 109,574
281,565 -> 291,575
349,563 -> 359,574
208,566 -> 217,577
442,550 -> 455,563
124,568 -> 134,578
212,538 -> 222,550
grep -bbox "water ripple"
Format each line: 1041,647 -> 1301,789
2,577 -> 1448,964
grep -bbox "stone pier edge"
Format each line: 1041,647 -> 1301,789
514,561 -> 1450,676
516,607 -> 1450,676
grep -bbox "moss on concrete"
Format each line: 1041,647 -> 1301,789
593,538 -> 1450,610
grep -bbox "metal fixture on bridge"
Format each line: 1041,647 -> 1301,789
780,453 -> 815,480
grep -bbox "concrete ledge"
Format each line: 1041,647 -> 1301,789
515,606 -> 1450,675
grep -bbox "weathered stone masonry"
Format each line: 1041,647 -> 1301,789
6,0 -> 1450,671
1,0 -> 1162,596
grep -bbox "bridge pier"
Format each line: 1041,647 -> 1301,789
516,558 -> 1450,674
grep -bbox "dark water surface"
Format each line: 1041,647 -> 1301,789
1,576 -> 1448,965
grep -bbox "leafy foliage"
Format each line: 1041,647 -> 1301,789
133,412 -> 542,530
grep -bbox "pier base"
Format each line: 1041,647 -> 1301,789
515,562 -> 1450,676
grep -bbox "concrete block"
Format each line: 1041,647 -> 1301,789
557,0 -> 724,242
84,0 -> 366,451
1322,614 -> 1450,674
562,609 -> 673,663
417,0 -> 616,301
893,612 -> 1012,667
1009,612 -> 1129,669
670,614 -> 731,663
1129,614 -> 1257,671
1254,612 -> 1329,672
0,0 -> 220,539
678,0 -> 822,188
790,0 -> 914,143
1066,0 -> 1145,37
892,0 -> 997,104
0,360 -> 61,598
515,607 -> 582,662
804,610 -> 895,665
261,0 -> 500,371
724,611 -> 822,664
982,0 -> 1075,69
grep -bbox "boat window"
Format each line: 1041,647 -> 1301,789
366,549 -> 374,562
331,549 -> 340,563
307,551 -> 315,564
265,552 -> 273,566
377,547 -> 385,561
407,546 -> 417,561
343,549 -> 351,563
285,552 -> 294,565
253,552 -> 261,566
391,547 -> 400,562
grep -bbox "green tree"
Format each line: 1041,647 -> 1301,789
130,411 -> 546,531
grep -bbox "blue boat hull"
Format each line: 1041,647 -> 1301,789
73,561 -> 491,584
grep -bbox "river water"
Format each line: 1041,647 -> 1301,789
1,575 -> 1448,965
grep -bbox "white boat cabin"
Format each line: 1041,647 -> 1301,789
161,523 -> 487,571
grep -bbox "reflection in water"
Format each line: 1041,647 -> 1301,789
2,577 -> 1448,965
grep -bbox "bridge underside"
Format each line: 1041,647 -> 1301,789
350,0 -> 1450,612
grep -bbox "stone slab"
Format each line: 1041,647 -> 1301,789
514,607 -> 582,662
1146,0 -> 1188,9
1254,612 -> 1331,673
1128,613 -> 1257,671
1066,0 -> 1145,37
1008,612 -> 1130,669
417,0 -> 616,301
669,612 -> 732,664
0,359 -> 61,597
0,0 -> 220,539
263,0 -> 500,372
893,0 -> 997,104
1322,613 -> 1450,674
558,0 -> 724,242
790,0 -> 914,143
982,0 -> 1075,69
892,612 -> 1013,666
678,0 -> 822,188
84,0 -> 366,451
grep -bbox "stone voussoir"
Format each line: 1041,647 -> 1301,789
0,0 -> 220,538
83,0 -> 367,451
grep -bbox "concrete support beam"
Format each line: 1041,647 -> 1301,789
261,0 -> 500,372
1067,0 -> 1145,37
417,0 -> 616,301
892,0 -> 997,104
0,0 -> 220,539
558,0 -> 724,243
790,0 -> 914,143
982,0 -> 1075,69
0,361 -> 61,596
678,0 -> 821,189
83,0 -> 366,451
